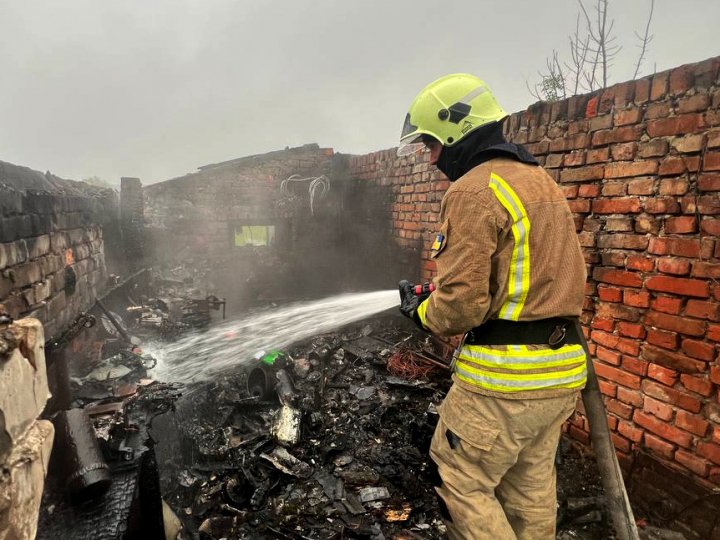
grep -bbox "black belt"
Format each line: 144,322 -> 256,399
465,317 -> 582,349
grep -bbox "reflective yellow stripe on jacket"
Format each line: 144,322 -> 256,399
455,343 -> 587,393
488,173 -> 530,321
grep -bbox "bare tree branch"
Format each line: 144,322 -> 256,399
632,0 -> 655,78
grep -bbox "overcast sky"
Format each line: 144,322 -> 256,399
0,0 -> 717,184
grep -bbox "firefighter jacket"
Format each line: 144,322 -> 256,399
417,157 -> 588,399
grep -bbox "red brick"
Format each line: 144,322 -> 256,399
647,362 -> 679,385
622,355 -> 648,376
656,258 -> 692,276
598,286 -> 623,302
634,410 -> 692,448
592,198 -> 642,214
592,126 -> 643,146
697,442 -> 720,465
685,299 -> 720,320
650,72 -> 669,101
595,303 -> 641,325
669,66 -> 695,95
644,433 -> 675,459
591,329 -> 641,355
594,360 -> 641,389
568,424 -> 590,445
703,153 -> 720,171
611,432 -> 632,453
560,165 -> 605,182
664,216 -> 697,234
677,93 -> 711,114
608,398 -> 633,419
611,143 -> 637,162
712,365 -> 720,385
648,237 -> 702,258
679,374 -> 715,397
650,296 -> 683,315
597,233 -> 648,250
644,197 -> 681,214
567,199 -> 591,213
614,108 -> 642,126
647,114 -> 705,137
563,151 -> 585,167
646,276 -> 709,298
605,217 -> 634,232
618,420 -> 643,443
672,134 -> 705,153
586,147 -> 610,164
659,157 -> 699,176
646,101 -> 671,119
617,386 -> 644,407
699,174 -> 720,192
642,379 -> 703,413
680,338 -> 717,361
675,450 -> 710,477
698,195 -> 720,214
560,185 -> 579,199
692,263 -> 720,281
642,344 -> 706,374
643,396 -> 674,421
627,177 -> 655,195
591,318 -> 615,332
596,345 -> 622,366
598,379 -> 617,397
634,215 -> 661,234
625,256 -> 655,272
709,324 -> 720,342
676,411 -> 710,436
635,78 -> 651,103
638,139 -> 669,158
647,328 -> 678,351
593,268 -> 643,287
710,130 -> 720,149
617,322 -> 646,339
578,184 -> 600,198
624,290 -> 651,308
605,161 -> 658,178
700,218 -> 720,236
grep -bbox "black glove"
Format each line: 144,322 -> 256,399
398,280 -> 430,330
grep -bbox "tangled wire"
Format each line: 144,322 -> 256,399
387,347 -> 438,380
279,174 -> 330,215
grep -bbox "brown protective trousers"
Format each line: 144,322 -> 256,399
430,384 -> 578,539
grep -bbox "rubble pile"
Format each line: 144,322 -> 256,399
158,319 -> 611,540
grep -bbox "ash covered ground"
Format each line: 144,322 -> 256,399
151,316 -> 611,540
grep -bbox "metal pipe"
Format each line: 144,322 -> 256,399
94,297 -> 132,343
51,408 -> 112,503
575,320 -> 639,540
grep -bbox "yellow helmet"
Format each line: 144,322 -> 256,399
398,74 -> 508,156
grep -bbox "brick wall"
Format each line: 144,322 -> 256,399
0,162 -> 117,340
347,56 -> 720,489
144,144 -> 335,257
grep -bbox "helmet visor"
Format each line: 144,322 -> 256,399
397,136 -> 425,157
397,113 -> 424,156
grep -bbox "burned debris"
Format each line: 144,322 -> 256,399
154,317 -> 614,540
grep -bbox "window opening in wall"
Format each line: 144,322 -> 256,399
233,224 -> 276,247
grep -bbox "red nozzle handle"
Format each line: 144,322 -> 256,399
414,283 -> 435,296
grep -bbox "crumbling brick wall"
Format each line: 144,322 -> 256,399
0,162 -> 117,340
348,56 -> 720,489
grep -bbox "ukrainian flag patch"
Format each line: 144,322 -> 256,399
431,233 -> 444,251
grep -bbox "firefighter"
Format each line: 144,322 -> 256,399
397,74 -> 588,539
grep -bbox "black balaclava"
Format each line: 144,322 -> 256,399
435,120 -> 539,181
